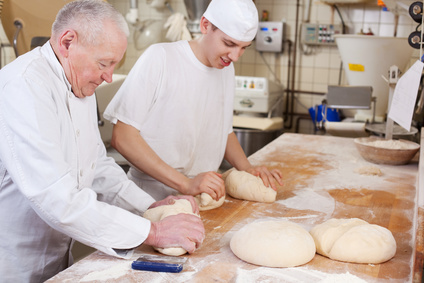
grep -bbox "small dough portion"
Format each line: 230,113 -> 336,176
194,193 -> 225,211
354,165 -> 383,176
143,199 -> 199,256
310,218 -> 396,264
230,220 -> 316,267
225,170 -> 276,203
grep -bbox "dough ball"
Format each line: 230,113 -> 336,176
354,165 -> 383,176
310,218 -> 396,264
230,220 -> 316,267
195,193 -> 225,211
143,199 -> 199,256
225,170 -> 276,203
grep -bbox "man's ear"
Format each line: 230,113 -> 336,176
57,29 -> 77,57
199,16 -> 211,35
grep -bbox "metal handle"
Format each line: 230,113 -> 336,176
13,20 -> 23,57
239,99 -> 254,108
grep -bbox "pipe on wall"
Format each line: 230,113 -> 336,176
126,0 -> 139,24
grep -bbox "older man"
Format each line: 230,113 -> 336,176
0,1 -> 204,282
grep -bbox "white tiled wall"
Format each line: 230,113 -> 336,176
109,0 -> 419,134
0,0 -> 419,134
0,22 -> 15,69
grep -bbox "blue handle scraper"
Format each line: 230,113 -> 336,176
131,254 -> 187,273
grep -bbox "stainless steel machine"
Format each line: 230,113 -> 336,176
183,0 -> 210,35
232,76 -> 284,158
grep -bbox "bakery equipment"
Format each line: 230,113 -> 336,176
233,76 -> 284,131
334,35 -> 413,122
318,85 -> 376,138
183,0 -> 210,34
365,64 -> 419,141
232,76 -> 284,158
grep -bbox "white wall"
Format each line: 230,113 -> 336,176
110,0 -> 420,133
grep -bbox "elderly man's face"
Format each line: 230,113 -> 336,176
65,21 -> 127,98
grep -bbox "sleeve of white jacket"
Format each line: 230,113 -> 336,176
0,74 -> 155,259
91,135 -> 156,216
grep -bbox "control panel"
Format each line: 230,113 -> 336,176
301,23 -> 343,45
256,22 -> 284,53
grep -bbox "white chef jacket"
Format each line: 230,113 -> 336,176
104,40 -> 234,200
0,42 -> 155,283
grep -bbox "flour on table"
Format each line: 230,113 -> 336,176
276,189 -> 335,218
79,261 -> 130,282
235,267 -> 368,283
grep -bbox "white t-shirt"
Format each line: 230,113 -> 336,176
104,40 -> 235,199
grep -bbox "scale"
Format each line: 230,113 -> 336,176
365,65 -> 419,140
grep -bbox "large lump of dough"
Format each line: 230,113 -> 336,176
230,220 -> 316,267
194,193 -> 225,211
310,218 -> 396,264
143,199 -> 199,256
225,170 -> 276,202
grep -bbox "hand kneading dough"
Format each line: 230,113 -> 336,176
194,193 -> 225,211
143,199 -> 199,256
225,170 -> 276,202
230,220 -> 316,267
310,218 -> 396,264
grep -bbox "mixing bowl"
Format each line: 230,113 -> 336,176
354,137 -> 420,165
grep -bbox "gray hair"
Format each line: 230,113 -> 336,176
51,0 -> 129,46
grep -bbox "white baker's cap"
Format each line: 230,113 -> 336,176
203,0 -> 259,42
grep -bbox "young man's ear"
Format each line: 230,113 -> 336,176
199,16 -> 212,35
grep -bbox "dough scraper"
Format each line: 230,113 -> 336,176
131,254 -> 187,273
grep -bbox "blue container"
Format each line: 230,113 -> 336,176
309,105 -> 340,123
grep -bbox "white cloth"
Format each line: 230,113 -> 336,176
164,13 -> 192,42
203,0 -> 258,42
0,42 -> 155,283
104,40 -> 235,201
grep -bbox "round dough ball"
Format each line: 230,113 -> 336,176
225,170 -> 276,203
195,193 -> 225,211
310,218 -> 396,264
143,199 -> 199,256
230,220 -> 316,267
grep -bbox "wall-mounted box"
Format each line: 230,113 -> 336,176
256,22 -> 285,53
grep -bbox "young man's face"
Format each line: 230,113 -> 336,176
202,20 -> 252,69
64,22 -> 127,98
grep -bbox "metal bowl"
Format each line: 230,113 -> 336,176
354,137 -> 420,165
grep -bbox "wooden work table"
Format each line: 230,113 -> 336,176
47,133 -> 423,282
